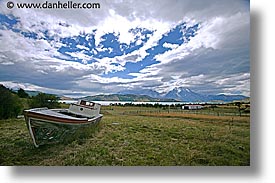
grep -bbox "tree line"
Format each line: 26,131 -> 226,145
110,102 -> 184,109
0,85 -> 60,119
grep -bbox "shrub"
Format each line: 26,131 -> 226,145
0,85 -> 22,119
17,88 -> 29,98
29,92 -> 60,109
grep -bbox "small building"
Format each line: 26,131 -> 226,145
182,104 -> 204,110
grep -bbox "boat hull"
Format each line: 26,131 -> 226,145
24,111 -> 102,147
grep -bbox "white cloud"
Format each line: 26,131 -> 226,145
76,45 -> 89,50
65,50 -> 92,64
162,42 -> 180,49
0,81 -> 75,95
93,7 -> 173,59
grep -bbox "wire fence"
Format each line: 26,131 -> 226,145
102,107 -> 250,117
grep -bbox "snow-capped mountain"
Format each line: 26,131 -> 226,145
164,87 -> 205,102
119,87 -> 248,102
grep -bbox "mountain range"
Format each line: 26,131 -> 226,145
118,87 -> 248,102
16,87 -> 248,103
80,94 -> 177,102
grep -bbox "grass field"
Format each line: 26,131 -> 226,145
0,105 -> 250,166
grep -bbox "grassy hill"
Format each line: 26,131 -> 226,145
0,104 -> 250,165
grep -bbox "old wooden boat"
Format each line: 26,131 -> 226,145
24,100 -> 103,147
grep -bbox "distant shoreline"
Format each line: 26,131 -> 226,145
58,100 -> 230,106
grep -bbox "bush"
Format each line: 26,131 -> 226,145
17,88 -> 29,98
29,93 -> 60,109
0,85 -> 22,119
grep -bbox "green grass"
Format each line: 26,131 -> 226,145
0,105 -> 250,166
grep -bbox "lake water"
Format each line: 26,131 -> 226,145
58,100 -> 203,106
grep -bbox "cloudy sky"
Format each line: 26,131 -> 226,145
0,0 -> 250,97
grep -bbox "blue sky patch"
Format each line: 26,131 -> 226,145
0,13 -> 200,79
0,14 -> 19,29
